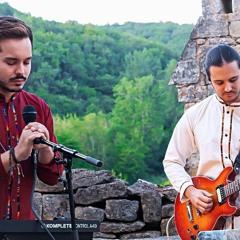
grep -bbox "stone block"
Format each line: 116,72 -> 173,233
198,229 -> 240,239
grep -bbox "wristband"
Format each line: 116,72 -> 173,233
10,147 -> 20,164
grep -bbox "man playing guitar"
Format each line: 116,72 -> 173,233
163,44 -> 240,238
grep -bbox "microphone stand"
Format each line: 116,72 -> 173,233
35,139 -> 102,240
34,138 -> 102,167
31,150 -> 56,240
62,152 -> 78,240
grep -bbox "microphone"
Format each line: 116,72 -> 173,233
23,105 -> 37,124
22,105 -> 56,240
22,105 -> 45,145
22,105 -> 102,167
22,105 -> 48,145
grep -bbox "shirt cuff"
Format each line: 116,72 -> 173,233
180,181 -> 194,202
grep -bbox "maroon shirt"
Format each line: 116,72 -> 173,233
0,90 -> 64,220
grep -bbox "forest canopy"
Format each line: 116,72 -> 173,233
0,3 -> 193,184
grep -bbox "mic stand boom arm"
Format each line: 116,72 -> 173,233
34,138 -> 102,167
34,138 -> 102,240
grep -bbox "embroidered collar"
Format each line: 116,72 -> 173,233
0,92 -> 17,103
215,94 -> 240,107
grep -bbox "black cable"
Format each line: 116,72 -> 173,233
30,150 -> 56,240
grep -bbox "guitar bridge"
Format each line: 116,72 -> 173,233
216,184 -> 226,204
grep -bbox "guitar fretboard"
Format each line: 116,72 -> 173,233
224,178 -> 240,197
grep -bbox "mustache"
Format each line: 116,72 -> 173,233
10,76 -> 27,81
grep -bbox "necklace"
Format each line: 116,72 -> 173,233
1,101 -> 21,220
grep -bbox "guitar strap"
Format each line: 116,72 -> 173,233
233,151 -> 240,174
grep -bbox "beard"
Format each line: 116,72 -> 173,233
0,85 -> 23,93
0,76 -> 27,93
222,91 -> 240,104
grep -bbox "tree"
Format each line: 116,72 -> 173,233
107,75 -> 161,183
54,112 -> 108,170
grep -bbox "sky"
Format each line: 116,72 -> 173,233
0,0 -> 202,25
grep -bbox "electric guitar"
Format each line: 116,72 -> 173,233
174,166 -> 240,240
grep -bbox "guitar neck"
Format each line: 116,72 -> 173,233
224,178 -> 240,197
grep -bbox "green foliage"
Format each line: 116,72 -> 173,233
0,3 -> 187,183
111,169 -> 127,182
54,112 -> 108,170
105,73 -> 183,183
105,22 -> 193,56
54,114 -> 82,150
148,175 -> 171,187
0,2 -> 14,15
0,3 -> 190,117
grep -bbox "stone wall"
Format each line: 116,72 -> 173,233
33,169 -> 178,239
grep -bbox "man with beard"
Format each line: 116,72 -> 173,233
163,44 -> 240,230
0,16 -> 64,220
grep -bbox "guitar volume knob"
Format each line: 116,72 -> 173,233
193,224 -> 199,230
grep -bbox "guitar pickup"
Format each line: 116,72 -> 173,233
216,184 -> 226,204
196,208 -> 201,216
187,202 -> 194,222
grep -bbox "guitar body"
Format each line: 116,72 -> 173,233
174,167 -> 238,240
